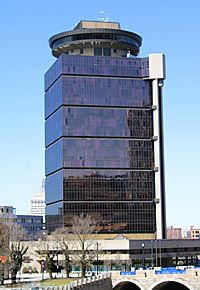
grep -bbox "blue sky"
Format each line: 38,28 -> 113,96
0,0 -> 199,229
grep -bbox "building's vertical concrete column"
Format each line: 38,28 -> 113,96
152,78 -> 163,239
149,54 -> 166,239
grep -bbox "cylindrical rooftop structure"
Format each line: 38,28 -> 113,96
49,20 -> 142,58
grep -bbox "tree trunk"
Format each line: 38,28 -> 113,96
81,263 -> 86,278
65,258 -> 70,278
65,263 -> 70,278
11,268 -> 18,284
47,264 -> 53,279
0,268 -> 4,285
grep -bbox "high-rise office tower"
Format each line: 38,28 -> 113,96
45,20 -> 166,239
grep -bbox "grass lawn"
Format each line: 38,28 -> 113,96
1,278 -> 77,288
40,278 -> 76,286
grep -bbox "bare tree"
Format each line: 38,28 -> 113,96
8,223 -> 28,284
52,228 -> 72,278
125,258 -> 132,271
113,252 -> 123,271
70,214 -> 98,278
0,218 -> 28,284
0,221 -> 10,253
9,242 -> 28,283
35,214 -> 98,279
103,251 -> 112,272
34,238 -> 58,279
44,246 -> 56,279
61,239 -> 71,278
0,221 -> 10,285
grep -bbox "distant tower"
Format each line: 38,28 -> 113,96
30,181 -> 46,221
45,20 -> 166,239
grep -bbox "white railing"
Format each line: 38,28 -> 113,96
0,272 -> 112,290
66,272 -> 111,290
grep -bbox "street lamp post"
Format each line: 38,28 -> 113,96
41,259 -> 44,281
142,243 -> 145,269
159,239 -> 162,267
56,245 -> 59,276
176,245 -> 179,266
151,240 -> 154,268
96,242 -> 99,275
155,239 -> 158,267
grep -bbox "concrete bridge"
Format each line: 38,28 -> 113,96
112,268 -> 200,290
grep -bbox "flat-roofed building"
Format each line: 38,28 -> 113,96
167,226 -> 182,239
189,226 -> 200,239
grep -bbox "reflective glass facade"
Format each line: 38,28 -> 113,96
45,139 -> 154,174
45,107 -> 153,146
45,54 -> 156,234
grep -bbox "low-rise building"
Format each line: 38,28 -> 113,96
0,204 -> 44,239
21,237 -> 200,274
16,215 -> 44,238
189,226 -> 200,239
0,205 -> 16,218
167,226 -> 182,239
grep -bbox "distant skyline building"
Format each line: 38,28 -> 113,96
45,20 -> 166,238
167,226 -> 182,239
188,226 -> 200,239
30,180 -> 46,221
0,205 -> 43,238
0,205 -> 16,219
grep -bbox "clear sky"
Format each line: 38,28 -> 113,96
0,0 -> 199,229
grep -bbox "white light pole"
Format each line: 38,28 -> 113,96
56,244 -> 59,276
142,243 -> 145,269
96,242 -> 99,275
41,259 -> 44,281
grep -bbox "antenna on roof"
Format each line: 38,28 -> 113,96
100,11 -> 104,21
97,11 -> 110,22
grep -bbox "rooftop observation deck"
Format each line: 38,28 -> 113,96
49,20 -> 142,58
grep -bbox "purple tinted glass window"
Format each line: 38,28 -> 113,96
59,107 -> 153,139
62,138 -> 153,169
45,76 -> 151,118
45,55 -> 149,91
61,76 -> 150,108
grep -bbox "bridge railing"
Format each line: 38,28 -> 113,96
66,272 -> 111,289
155,267 -> 186,274
0,273 -> 111,290
119,266 -> 200,277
